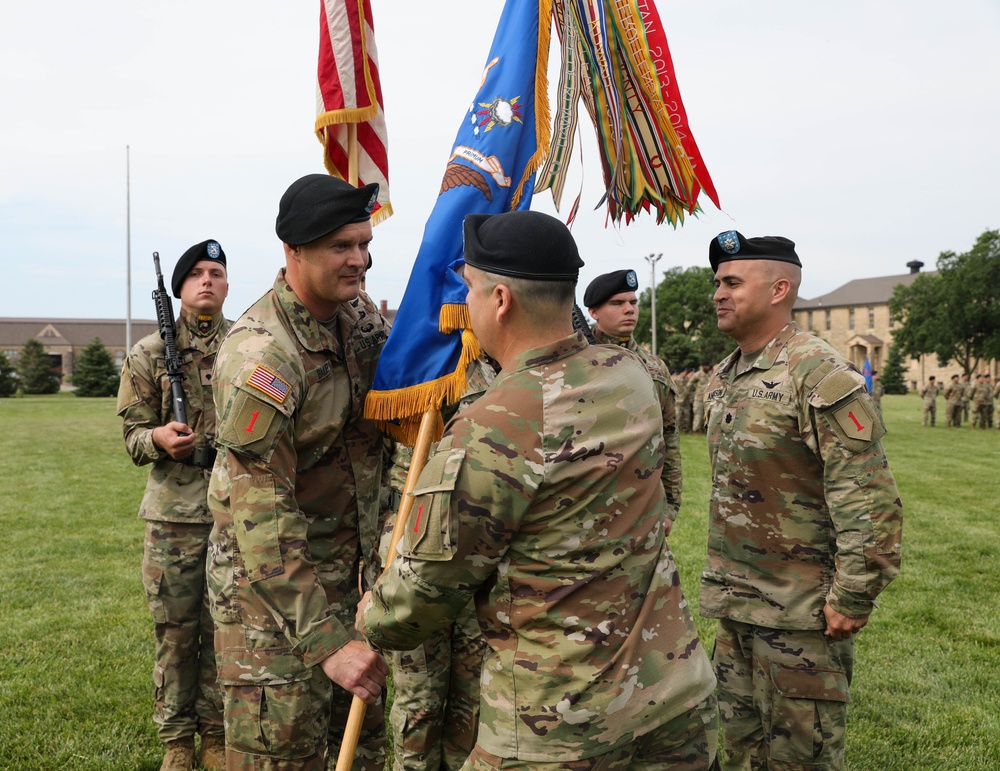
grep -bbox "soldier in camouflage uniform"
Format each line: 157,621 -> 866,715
379,358 -> 495,771
869,370 -> 884,417
943,374 -> 963,427
360,211 -> 719,770
583,269 -> 683,534
703,230 -> 903,771
920,376 -> 939,426
207,175 -> 390,770
972,372 -> 992,430
116,239 -> 231,771
677,369 -> 695,433
960,372 -> 971,423
983,372 -> 996,428
690,362 -> 713,433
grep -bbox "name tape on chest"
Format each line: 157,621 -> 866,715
246,364 -> 291,404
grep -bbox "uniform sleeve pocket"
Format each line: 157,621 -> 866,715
399,447 -> 466,562
232,475 -> 284,583
769,663 -> 850,764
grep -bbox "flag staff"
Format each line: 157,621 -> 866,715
334,405 -> 441,771
126,145 -> 133,352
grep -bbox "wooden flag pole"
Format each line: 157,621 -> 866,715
348,123 -> 359,187
334,405 -> 442,771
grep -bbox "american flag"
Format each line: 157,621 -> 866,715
315,0 -> 392,222
247,365 -> 291,403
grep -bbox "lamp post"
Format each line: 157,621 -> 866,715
644,252 -> 662,355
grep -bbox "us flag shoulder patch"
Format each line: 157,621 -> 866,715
246,365 -> 291,403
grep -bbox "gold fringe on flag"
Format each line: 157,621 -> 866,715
510,0 -> 554,210
364,329 -> 483,446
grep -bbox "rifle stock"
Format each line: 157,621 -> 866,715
152,252 -> 189,427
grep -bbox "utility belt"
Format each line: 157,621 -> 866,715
178,445 -> 218,469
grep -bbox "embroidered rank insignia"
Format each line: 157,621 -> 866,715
246,365 -> 291,403
197,315 -> 212,335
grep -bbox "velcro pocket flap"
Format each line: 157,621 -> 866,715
399,446 -> 466,562
771,663 -> 851,703
216,647 -> 307,686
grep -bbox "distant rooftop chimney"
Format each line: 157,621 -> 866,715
380,299 -> 388,316
906,260 -> 924,274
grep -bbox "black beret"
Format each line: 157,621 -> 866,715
462,211 -> 583,281
583,269 -> 639,308
709,230 -> 801,273
275,174 -> 379,245
171,239 -> 226,298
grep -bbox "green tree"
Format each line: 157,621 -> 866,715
881,344 -> 909,394
636,265 -> 732,370
17,338 -> 61,394
72,338 -> 119,397
888,229 -> 1000,374
0,351 -> 17,397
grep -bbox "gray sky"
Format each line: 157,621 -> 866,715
2,0 -> 998,321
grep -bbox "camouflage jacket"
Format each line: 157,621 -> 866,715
591,329 -> 682,521
870,379 -> 884,404
920,383 -> 940,404
362,331 -> 715,761
701,323 -> 903,629
116,310 -> 232,523
944,381 -> 963,405
689,367 -> 711,400
207,269 -> 389,669
971,382 -> 992,405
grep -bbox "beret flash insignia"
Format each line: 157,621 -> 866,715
718,230 -> 741,255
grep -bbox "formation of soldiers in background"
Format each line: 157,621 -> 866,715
673,362 -> 713,433
919,372 -> 999,428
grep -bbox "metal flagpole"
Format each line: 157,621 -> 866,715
126,145 -> 132,352
644,252 -> 662,355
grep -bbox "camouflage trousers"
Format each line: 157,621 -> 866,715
679,402 -> 694,433
142,520 -> 224,743
388,600 -> 488,771
214,621 -> 385,770
461,694 -> 718,770
946,403 -> 962,427
921,402 -> 936,426
713,619 -> 854,771
692,399 -> 707,433
972,404 -> 990,429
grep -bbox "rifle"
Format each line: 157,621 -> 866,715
572,303 -> 596,344
152,252 -> 189,428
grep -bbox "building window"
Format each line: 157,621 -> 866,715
848,308 -> 855,330
825,309 -> 831,331
868,307 -> 875,328
807,310 -> 814,330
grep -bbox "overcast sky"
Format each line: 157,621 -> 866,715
2,0 -> 998,322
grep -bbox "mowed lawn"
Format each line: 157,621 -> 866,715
0,392 -> 997,769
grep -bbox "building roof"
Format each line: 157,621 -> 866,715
794,270 -> 936,310
0,318 -> 159,348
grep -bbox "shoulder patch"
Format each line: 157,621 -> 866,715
400,446 -> 466,562
823,393 -> 885,452
808,367 -> 864,409
246,364 -> 291,404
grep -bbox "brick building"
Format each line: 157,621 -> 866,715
0,298 -> 397,387
792,261 -> 996,390
0,318 -> 159,386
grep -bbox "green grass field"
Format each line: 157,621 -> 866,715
0,392 -> 998,769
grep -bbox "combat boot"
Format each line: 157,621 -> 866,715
160,737 -> 195,771
198,734 -> 226,771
